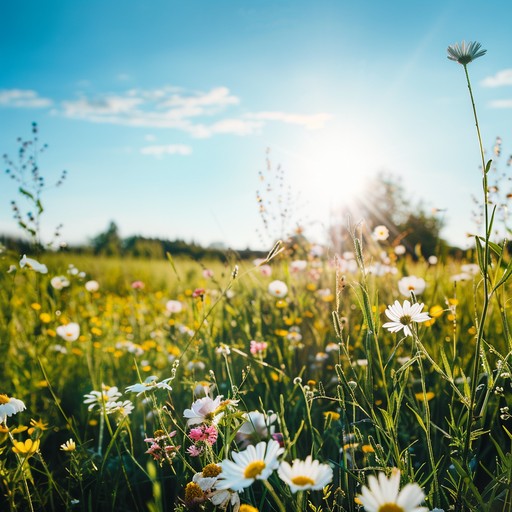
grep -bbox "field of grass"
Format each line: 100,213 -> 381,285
0,235 -> 510,512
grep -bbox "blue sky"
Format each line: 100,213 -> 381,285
1,0 -> 512,251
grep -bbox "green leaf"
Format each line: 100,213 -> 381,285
485,159 -> 492,174
19,187 -> 35,200
165,251 -> 181,281
492,257 -> 512,292
36,199 -> 43,214
474,236 -> 486,275
476,236 -> 503,258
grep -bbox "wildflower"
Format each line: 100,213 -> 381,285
83,385 -> 122,411
60,438 -> 76,452
85,280 -> 99,292
250,340 -> 268,355
373,225 -> 389,241
398,276 -> 426,297
394,244 -> 406,255
125,375 -> 172,396
259,264 -> 272,276
30,418 -> 48,431
184,395 -> 227,426
131,280 -> 145,289
357,469 -> 428,512
236,410 -> 277,447
461,263 -> 479,275
193,288 -> 206,298
216,439 -> 284,491
290,260 -> 307,272
450,273 -> 471,282
144,430 -> 180,463
166,300 -> 183,313
278,455 -> 333,493
12,438 -> 40,457
105,400 -> 134,417
382,300 -> 431,337
50,275 -> 70,290
240,506 -> 258,512
39,313 -> 51,323
447,40 -> 486,65
0,394 -> 26,423
203,268 -> 214,278
189,424 -> 218,445
56,322 -> 80,342
415,391 -> 435,402
268,280 -> 288,298
428,255 -> 438,265
184,481 -> 207,506
19,255 -> 48,274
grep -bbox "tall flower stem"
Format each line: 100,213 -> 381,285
457,62 -> 491,507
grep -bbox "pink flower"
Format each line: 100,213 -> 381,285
250,340 -> 268,355
187,445 -> 203,457
193,288 -> 205,298
259,264 -> 272,277
203,269 -> 214,279
204,425 -> 218,445
189,427 -> 204,442
131,280 -> 145,290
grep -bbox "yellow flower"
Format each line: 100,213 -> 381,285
448,298 -> 458,306
91,327 -> 102,336
12,438 -> 40,456
31,303 -> 41,311
323,411 -> 340,421
362,444 -> 375,453
415,391 -> 435,402
239,505 -> 259,512
275,300 -> 287,309
39,313 -> 51,323
60,438 -> 76,452
429,305 -> 444,318
468,326 -> 477,336
46,329 -> 56,337
30,418 -> 49,431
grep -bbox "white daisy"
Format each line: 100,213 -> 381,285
216,439 -> 284,491
447,41 -> 486,65
278,455 -> 333,493
268,280 -> 288,298
85,280 -> 100,292
236,410 -> 277,447
382,300 -> 431,337
125,375 -> 172,396
0,394 -> 26,423
373,225 -> 390,241
398,276 -> 426,297
19,255 -> 48,274
358,469 -> 428,512
56,322 -> 80,342
166,300 -> 183,313
83,385 -> 122,411
50,275 -> 70,290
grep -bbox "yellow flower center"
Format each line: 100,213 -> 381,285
378,504 -> 404,512
239,505 -> 259,512
244,460 -> 266,479
184,482 -> 204,502
0,394 -> 10,405
399,315 -> 412,326
291,475 -> 315,486
202,463 -> 222,477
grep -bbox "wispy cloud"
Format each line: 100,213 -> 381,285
245,111 -> 333,130
489,99 -> 512,109
2,85 -> 332,136
0,89 -> 53,108
140,144 -> 192,157
481,69 -> 512,87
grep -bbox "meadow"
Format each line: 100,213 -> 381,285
0,41 -> 511,512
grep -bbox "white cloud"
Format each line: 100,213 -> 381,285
246,111 -> 332,129
0,89 -> 53,108
140,144 -> 192,157
481,69 -> 512,87
489,99 -> 512,108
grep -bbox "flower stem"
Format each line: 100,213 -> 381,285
263,480 -> 286,512
456,63 -> 491,510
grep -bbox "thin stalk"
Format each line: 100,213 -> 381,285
457,63 -> 491,510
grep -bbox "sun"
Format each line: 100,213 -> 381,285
274,126 -> 385,239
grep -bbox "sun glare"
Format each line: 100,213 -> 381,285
277,128 -> 384,238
